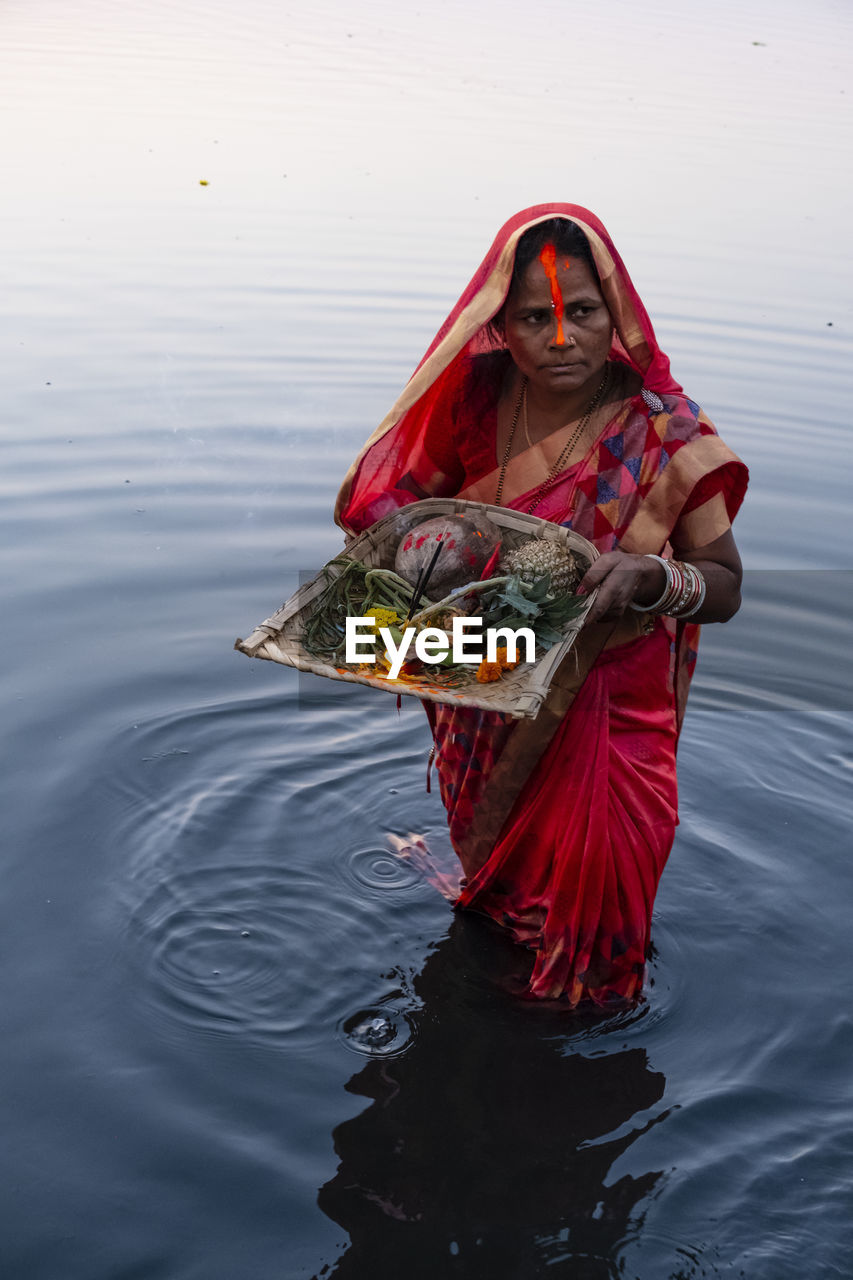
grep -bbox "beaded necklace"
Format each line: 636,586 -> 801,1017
494,365 -> 611,513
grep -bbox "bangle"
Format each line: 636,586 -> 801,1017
632,555 -> 688,615
667,560 -> 685,611
629,554 -> 672,612
675,568 -> 707,618
630,556 -> 707,618
671,564 -> 695,615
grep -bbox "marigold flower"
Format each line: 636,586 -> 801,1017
476,659 -> 503,684
495,646 -> 519,670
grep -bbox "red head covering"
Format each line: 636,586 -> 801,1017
336,203 -> 683,531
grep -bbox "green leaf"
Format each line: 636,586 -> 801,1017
534,623 -> 564,646
541,594 -> 586,626
522,573 -> 552,603
496,586 -> 541,617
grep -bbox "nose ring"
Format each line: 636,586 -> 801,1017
566,334 -> 576,347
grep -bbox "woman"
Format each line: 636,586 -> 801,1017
335,204 -> 748,1007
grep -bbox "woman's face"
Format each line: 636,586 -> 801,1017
504,249 -> 613,398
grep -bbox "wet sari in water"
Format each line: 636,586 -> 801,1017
336,204 -> 747,1005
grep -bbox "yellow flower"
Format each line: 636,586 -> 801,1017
361,608 -> 399,633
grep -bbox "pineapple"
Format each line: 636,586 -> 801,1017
500,539 -> 583,594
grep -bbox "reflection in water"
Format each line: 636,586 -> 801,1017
316,913 -> 667,1278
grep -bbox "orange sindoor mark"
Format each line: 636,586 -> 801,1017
538,242 -> 567,345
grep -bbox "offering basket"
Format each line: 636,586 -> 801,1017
235,498 -> 598,719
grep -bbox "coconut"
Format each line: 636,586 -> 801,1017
394,514 -> 501,598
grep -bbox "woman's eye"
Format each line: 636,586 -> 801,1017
570,305 -> 594,318
525,310 -> 550,324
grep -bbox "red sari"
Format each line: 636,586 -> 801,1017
336,204 -> 748,1006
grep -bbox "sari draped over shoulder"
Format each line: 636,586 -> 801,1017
335,204 -> 748,1006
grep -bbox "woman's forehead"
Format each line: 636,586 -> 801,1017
512,253 -> 602,301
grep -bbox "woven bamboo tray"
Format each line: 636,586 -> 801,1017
235,498 -> 599,719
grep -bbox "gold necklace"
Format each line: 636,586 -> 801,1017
522,385 -> 533,448
495,366 -> 610,511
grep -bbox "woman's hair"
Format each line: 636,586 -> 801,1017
486,217 -> 598,345
510,217 -> 597,286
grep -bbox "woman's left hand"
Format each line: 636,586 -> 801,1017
576,552 -> 665,624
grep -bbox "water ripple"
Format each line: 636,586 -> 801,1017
334,845 -> 425,897
338,1004 -> 415,1058
127,860 -> 393,1050
105,694 -> 437,1052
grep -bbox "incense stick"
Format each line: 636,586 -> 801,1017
404,540 -> 445,623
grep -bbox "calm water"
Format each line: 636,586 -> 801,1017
2,1 -> 853,1276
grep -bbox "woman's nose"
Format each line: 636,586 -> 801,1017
550,321 -> 576,348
